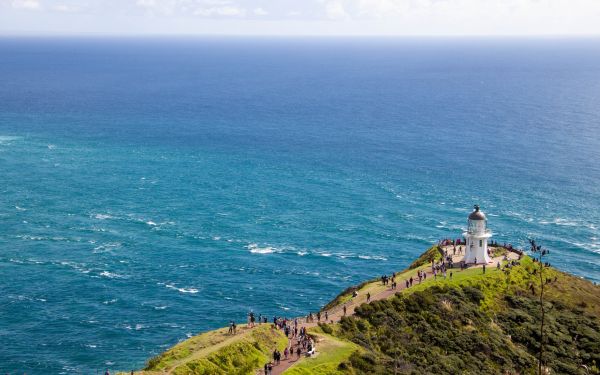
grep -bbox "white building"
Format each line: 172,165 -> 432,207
463,205 -> 492,264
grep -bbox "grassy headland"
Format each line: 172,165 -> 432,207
131,246 -> 600,375
139,324 -> 287,374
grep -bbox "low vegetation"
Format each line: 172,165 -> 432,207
283,327 -> 360,375
142,324 -> 287,374
332,257 -> 600,374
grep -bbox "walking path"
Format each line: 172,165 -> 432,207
265,245 -> 519,375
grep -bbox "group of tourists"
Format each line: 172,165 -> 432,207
439,238 -> 465,246
381,273 -> 398,289
432,259 -> 449,280
262,315 -> 316,374
304,311 -> 324,323
228,320 -> 237,334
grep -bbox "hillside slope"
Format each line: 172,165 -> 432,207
131,247 -> 600,375
313,256 -> 600,374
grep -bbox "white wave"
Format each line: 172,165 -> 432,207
146,221 -> 157,226
85,344 -> 97,349
247,243 -> 277,254
94,213 -> 113,220
539,218 -> 578,227
18,235 -> 46,241
100,271 -> 124,279
0,135 -> 21,144
103,299 -> 118,304
135,324 -> 144,330
15,206 -> 26,211
297,251 -> 308,256
93,242 -> 122,253
358,255 -> 388,261
58,260 -> 92,275
165,284 -> 199,294
320,253 -> 332,257
9,294 -> 35,301
213,236 -> 221,240
154,305 -> 168,310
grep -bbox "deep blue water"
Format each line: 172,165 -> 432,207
1,37 -> 600,373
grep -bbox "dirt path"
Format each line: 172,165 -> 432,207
265,246 -> 519,375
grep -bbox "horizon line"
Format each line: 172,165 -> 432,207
2,32 -> 600,39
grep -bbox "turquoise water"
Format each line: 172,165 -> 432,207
1,37 -> 600,373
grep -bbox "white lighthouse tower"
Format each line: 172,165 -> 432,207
463,205 -> 492,264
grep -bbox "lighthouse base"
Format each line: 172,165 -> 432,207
463,247 -> 492,264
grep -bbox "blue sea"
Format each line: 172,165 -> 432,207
1,37 -> 599,373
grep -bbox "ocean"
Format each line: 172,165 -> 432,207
1,37 -> 599,373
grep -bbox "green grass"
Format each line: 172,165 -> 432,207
141,324 -> 288,375
402,255 -> 559,312
283,327 -> 360,375
408,245 -> 442,269
335,254 -> 600,374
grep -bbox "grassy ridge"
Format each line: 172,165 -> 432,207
283,328 -> 360,375
142,324 -> 287,374
323,245 -> 442,312
335,256 -> 600,374
408,244 -> 442,269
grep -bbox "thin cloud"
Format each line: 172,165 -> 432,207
1,0 -> 600,35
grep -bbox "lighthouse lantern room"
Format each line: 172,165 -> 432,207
463,205 -> 492,264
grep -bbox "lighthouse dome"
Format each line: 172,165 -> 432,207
468,205 -> 486,221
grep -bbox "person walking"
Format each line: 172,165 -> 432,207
366,292 -> 371,302
343,305 -> 347,316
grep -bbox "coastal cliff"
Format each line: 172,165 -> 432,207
131,245 -> 600,375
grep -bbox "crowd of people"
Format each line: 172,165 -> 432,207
261,316 -> 316,374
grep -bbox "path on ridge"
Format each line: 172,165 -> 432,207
266,246 -> 518,375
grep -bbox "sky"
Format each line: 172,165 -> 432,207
1,0 -> 600,36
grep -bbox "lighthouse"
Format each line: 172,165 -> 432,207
463,205 -> 492,264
